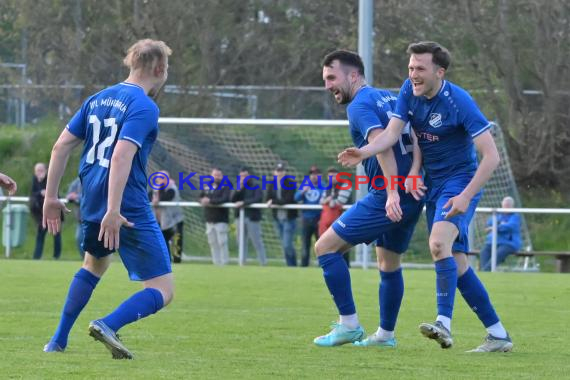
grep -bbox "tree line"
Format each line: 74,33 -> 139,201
0,0 -> 568,191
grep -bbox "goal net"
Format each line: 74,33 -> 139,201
150,118 -> 531,266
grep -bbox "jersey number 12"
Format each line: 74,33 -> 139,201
86,115 -> 118,168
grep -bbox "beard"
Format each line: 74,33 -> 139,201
338,91 -> 352,105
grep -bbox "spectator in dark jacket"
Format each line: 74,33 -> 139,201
295,167 -> 325,267
200,167 -> 231,265
30,162 -> 62,260
232,167 -> 266,265
266,162 -> 298,266
151,171 -> 185,263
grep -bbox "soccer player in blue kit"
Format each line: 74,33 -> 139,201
313,50 -> 425,348
41,39 -> 173,359
339,41 -> 513,352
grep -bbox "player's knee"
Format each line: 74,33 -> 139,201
157,287 -> 174,307
429,239 -> 450,260
377,249 -> 401,272
314,239 -> 324,256
314,237 -> 333,256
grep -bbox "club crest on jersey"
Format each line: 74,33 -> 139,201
429,113 -> 443,128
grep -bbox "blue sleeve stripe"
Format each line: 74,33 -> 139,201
364,124 -> 384,140
392,113 -> 405,120
121,136 -> 142,148
471,123 -> 492,138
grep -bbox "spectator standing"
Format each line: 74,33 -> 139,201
232,167 -> 267,265
31,162 -> 62,260
200,168 -> 231,265
266,162 -> 298,267
295,167 -> 325,267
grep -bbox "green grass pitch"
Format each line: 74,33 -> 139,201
1,260 -> 569,379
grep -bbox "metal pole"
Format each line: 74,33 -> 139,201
21,64 -> 26,127
491,210 -> 498,272
358,0 -> 374,84
20,27 -> 27,127
238,207 -> 246,266
357,0 -> 374,270
5,197 -> 11,258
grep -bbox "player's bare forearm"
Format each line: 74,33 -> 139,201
107,140 -> 137,212
360,118 -> 406,159
409,128 -> 422,176
369,127 -> 402,221
46,129 -> 82,199
461,131 -> 500,200
376,150 -> 398,193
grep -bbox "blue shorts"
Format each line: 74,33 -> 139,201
81,220 -> 171,281
332,192 -> 423,254
426,176 -> 481,253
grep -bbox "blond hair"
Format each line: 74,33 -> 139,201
123,39 -> 172,72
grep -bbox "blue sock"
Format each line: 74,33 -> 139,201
101,288 -> 164,332
457,267 -> 500,327
318,253 -> 355,315
52,268 -> 100,348
379,268 -> 404,331
435,257 -> 457,319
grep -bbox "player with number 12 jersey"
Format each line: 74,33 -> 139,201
42,40 -> 173,359
68,82 -> 158,225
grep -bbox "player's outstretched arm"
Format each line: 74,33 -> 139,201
338,118 -> 406,167
444,130 -> 500,218
0,172 -> 17,195
43,129 -> 81,234
98,140 -> 136,250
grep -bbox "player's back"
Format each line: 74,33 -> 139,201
347,86 -> 414,194
66,82 -> 159,224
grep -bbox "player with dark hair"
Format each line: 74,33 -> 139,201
313,49 -> 425,347
339,41 -> 513,352
42,39 -> 173,359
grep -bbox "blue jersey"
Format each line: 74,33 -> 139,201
67,82 -> 159,224
393,79 -> 491,185
347,86 -> 414,193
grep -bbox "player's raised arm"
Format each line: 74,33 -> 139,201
98,140 -> 136,250
43,129 -> 81,234
444,130 -> 500,218
338,117 -> 406,167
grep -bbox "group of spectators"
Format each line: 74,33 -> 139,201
26,162 -> 521,270
196,163 -> 352,267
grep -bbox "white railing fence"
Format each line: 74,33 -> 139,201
2,195 -> 569,272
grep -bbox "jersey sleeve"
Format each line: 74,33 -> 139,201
66,101 -> 89,139
456,88 -> 491,138
348,103 -> 385,141
393,79 -> 413,122
118,104 -> 159,148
